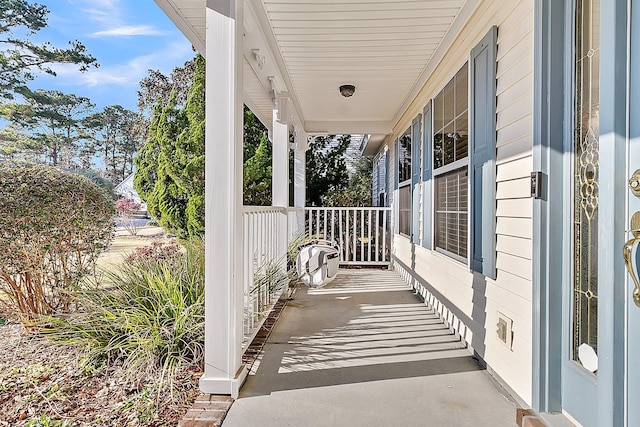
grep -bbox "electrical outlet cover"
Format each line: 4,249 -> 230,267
496,311 -> 513,350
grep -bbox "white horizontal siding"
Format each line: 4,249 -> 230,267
497,115 -> 533,148
496,156 -> 533,182
496,95 -> 533,132
496,177 -> 531,199
496,252 -> 532,281
496,198 -> 532,218
388,0 -> 534,405
496,217 -> 532,240
497,234 -> 533,259
496,138 -> 532,164
488,0 -> 534,404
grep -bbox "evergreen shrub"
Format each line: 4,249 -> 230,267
0,162 -> 113,324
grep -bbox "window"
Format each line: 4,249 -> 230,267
397,128 -> 412,235
398,185 -> 411,236
398,128 -> 412,183
435,168 -> 468,260
419,27 -> 496,277
433,63 -> 469,260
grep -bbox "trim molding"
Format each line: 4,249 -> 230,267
531,0 -> 565,413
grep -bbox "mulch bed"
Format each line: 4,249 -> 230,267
0,323 -> 200,426
0,291 -> 291,426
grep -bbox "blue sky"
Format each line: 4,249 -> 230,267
28,0 -> 195,112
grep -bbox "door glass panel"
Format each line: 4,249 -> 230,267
573,0 -> 600,370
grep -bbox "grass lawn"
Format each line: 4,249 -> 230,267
96,226 -> 167,269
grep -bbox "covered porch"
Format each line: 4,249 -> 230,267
223,268 -> 517,426
154,0 -> 537,419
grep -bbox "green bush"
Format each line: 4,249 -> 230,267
70,169 -> 115,199
42,240 -> 205,389
0,162 -> 114,324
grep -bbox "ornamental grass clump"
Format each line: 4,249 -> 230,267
42,240 -> 205,390
0,162 -> 114,325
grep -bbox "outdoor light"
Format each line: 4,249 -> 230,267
339,84 -> 356,97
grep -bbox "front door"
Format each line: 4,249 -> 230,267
562,0 -> 638,426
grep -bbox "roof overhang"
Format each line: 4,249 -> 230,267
155,0 -> 478,154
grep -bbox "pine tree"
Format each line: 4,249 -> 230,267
0,0 -> 97,99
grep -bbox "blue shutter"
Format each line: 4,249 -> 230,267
384,149 -> 390,206
393,139 -> 399,234
372,156 -> 379,206
371,158 -> 380,206
470,26 -> 498,279
411,114 -> 422,244
422,101 -> 433,249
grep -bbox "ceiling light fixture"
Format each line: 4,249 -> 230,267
339,84 -> 356,98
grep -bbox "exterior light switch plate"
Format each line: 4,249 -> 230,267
496,311 -> 513,350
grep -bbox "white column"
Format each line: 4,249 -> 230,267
293,133 -> 308,234
201,0 -> 247,397
272,97 -> 290,260
272,97 -> 289,208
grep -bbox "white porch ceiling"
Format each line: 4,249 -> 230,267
155,0 -> 472,153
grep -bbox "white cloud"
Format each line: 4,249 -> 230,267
90,25 -> 166,37
47,40 -> 194,88
90,0 -> 121,7
73,0 -> 123,28
72,0 -> 120,11
80,8 -> 114,20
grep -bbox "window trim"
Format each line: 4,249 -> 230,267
433,157 -> 469,177
397,183 -> 411,237
430,61 -> 471,264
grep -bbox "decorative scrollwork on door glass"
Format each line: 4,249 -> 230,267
573,0 -> 600,371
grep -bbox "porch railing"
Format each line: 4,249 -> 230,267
242,206 -> 289,348
242,205 -> 392,348
305,207 -> 392,265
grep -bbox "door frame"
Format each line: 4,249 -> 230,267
532,0 -> 628,425
626,1 -> 640,424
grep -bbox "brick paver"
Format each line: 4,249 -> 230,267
178,297 -> 288,426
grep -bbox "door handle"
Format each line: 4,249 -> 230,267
629,169 -> 640,197
623,211 -> 640,307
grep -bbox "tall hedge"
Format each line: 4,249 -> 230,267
134,54 -> 205,239
0,162 -> 114,323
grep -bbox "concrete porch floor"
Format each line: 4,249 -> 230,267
222,268 -> 518,427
